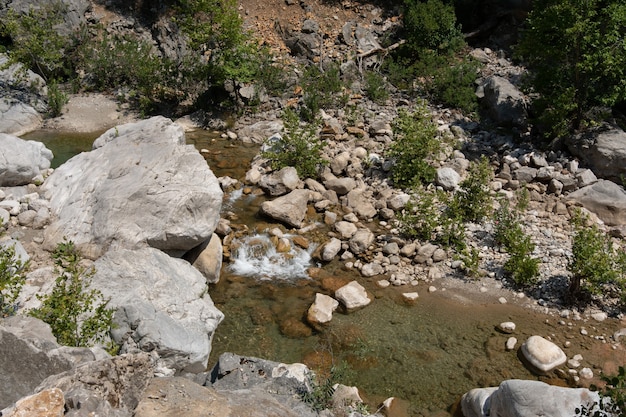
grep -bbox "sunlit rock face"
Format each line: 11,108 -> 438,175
42,116 -> 223,258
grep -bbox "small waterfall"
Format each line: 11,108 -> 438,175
228,233 -> 317,280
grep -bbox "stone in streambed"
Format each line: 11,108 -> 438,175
307,293 -> 339,327
335,281 -> 371,310
259,189 -> 310,228
520,335 -> 566,374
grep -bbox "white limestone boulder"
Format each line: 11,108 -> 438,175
335,281 -> 371,310
0,134 -> 53,186
307,293 -> 339,327
259,189 -> 310,228
93,247 -> 224,374
567,179 -> 626,226
520,335 -> 567,374
41,116 -> 223,258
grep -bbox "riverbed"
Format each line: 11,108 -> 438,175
26,128 -> 626,416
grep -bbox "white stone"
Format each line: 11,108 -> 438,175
579,367 -> 594,379
402,292 -> 419,301
307,293 -> 339,326
520,335 -> 567,373
335,281 -> 371,310
463,380 -> 602,417
498,322 -> 516,334
377,279 -> 390,288
436,167 -> 461,191
505,337 -> 517,351
591,312 -> 608,322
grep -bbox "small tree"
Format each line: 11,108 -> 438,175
0,242 -> 28,318
1,3 -> 72,80
516,0 -> 626,138
261,108 -> 327,179
30,240 -> 114,348
402,0 -> 464,54
388,103 -> 440,188
568,212 -> 626,304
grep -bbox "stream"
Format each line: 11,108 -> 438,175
24,129 -> 626,416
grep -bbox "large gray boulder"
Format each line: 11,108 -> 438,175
136,376 -> 314,417
42,116 -> 223,258
568,125 -> 626,182
461,379 -> 602,417
480,76 -> 527,128
567,179 -> 626,226
259,188 -> 310,228
0,134 -> 53,186
210,352 -> 312,397
0,316 -> 88,409
93,247 -> 224,374
0,54 -> 46,135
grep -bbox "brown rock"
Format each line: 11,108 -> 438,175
6,389 -> 64,417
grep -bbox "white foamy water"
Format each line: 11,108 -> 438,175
222,188 -> 244,210
228,234 -> 317,280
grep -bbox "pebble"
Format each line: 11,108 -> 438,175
498,322 -> 516,333
505,337 -> 517,351
498,297 -> 507,304
579,368 -> 594,379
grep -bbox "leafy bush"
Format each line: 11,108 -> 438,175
398,186 -> 441,240
388,104 -> 440,188
402,0 -> 464,54
0,3 -> 72,80
301,362 -> 350,412
299,63 -> 348,122
568,212 -> 626,304
577,366 -> 626,416
30,240 -> 114,349
494,200 -> 540,287
46,79 -> 68,117
516,0 -> 626,139
261,108 -> 327,179
430,56 -> 480,114
364,70 -> 389,104
0,242 -> 28,318
448,157 -> 493,223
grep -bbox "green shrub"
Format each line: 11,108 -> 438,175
74,30 -> 187,114
576,366 -> 626,416
494,200 -> 540,287
459,246 -> 480,278
301,362 -> 350,412
516,0 -> 626,139
364,70 -> 389,104
299,63 -> 347,122
30,240 -> 115,349
402,0 -> 464,54
388,104 -> 440,188
261,108 -> 327,179
0,241 -> 28,318
46,79 -> 68,117
430,56 -> 480,115
568,212 -> 626,303
1,3 -> 72,80
448,157 -> 493,223
398,186 -> 441,240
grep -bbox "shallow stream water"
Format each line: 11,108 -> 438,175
26,129 -> 626,416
